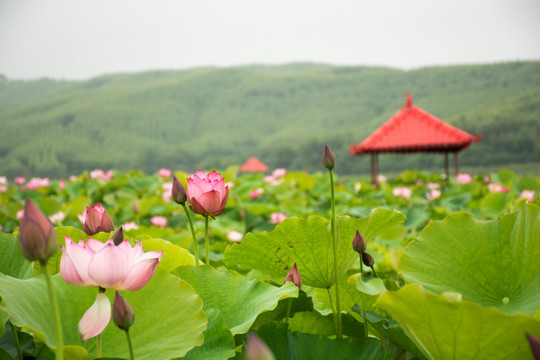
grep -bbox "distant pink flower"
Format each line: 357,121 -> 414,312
272,168 -> 287,177
161,182 -> 173,202
150,216 -> 167,228
377,174 -> 387,182
17,210 -> 25,220
81,204 -> 115,235
393,187 -> 412,199
90,169 -> 114,181
14,177 -> 26,185
69,175 -> 78,181
0,185 -> 6,193
58,179 -> 66,190
60,237 -> 162,290
158,168 -> 172,178
122,222 -> 139,231
249,188 -> 263,199
455,173 -> 473,184
26,177 -> 50,189
427,182 -> 439,190
520,190 -> 536,202
426,189 -> 441,201
270,212 -> 287,224
354,182 -> 362,193
49,211 -> 65,224
187,170 -> 229,218
0,176 -> 7,186
264,175 -> 281,186
227,230 -> 244,242
488,183 -> 504,193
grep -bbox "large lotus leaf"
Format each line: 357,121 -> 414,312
376,284 -> 540,360
254,322 -> 389,360
288,311 -> 366,339
0,269 -> 207,360
480,192 -> 511,219
0,233 -> 33,279
181,307 -> 236,360
141,238 -> 196,270
400,203 -> 540,315
224,209 -> 405,288
174,265 -> 298,335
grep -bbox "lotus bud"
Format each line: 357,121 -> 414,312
322,145 -> 336,170
132,203 -> 139,214
113,291 -> 135,331
84,204 -> 115,235
361,252 -> 375,267
284,263 -> 302,290
245,332 -> 275,360
19,199 -> 58,262
527,334 -> 540,360
172,176 -> 187,204
352,230 -> 367,254
112,226 -> 124,246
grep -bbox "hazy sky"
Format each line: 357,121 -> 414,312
1,0 -> 539,80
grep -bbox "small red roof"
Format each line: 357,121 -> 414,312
349,93 -> 482,154
240,157 -> 269,172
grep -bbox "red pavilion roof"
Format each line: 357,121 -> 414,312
349,93 -> 482,155
240,157 -> 269,172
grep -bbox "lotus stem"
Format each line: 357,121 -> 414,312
10,322 -> 23,360
326,287 -> 339,335
204,216 -> 210,265
360,257 -> 368,339
126,329 -> 135,360
285,298 -> 293,324
182,203 -> 199,266
329,170 -> 342,338
41,261 -> 64,360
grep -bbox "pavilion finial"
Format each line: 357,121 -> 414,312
405,93 -> 413,107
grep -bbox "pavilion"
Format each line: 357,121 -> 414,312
240,157 -> 269,173
349,93 -> 482,186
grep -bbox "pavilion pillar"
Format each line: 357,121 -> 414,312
444,153 -> 449,181
370,153 -> 376,186
374,153 -> 380,188
454,152 -> 459,176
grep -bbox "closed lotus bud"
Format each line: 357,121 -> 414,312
527,334 -> 540,360
322,145 -> 336,170
172,176 -> 187,204
112,226 -> 124,246
19,199 -> 58,262
362,252 -> 375,267
284,263 -> 302,290
112,291 -> 134,331
352,230 -> 367,254
84,204 -> 115,235
245,332 -> 275,360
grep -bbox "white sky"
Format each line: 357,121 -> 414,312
1,0 -> 539,80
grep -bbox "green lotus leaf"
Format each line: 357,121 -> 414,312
0,269 -> 206,360
142,238 -> 196,271
254,322 -> 389,360
376,284 -> 540,360
400,203 -> 540,315
349,275 -> 387,296
174,265 -> 298,335
480,192 -> 511,219
224,209 -> 405,288
0,233 -> 33,279
181,307 -> 236,360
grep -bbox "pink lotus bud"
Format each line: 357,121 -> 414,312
158,168 -> 172,178
362,252 -> 375,267
187,170 -> 229,218
79,293 -> 111,341
112,227 -> 124,246
150,216 -> 167,228
19,199 -> 58,262
60,237 -> 162,290
245,332 -> 275,360
526,333 -> 540,360
172,176 -> 187,204
322,145 -> 336,170
113,291 -> 134,331
83,204 -> 115,235
352,230 -> 367,254
249,188 -> 263,200
284,263 -> 302,290
270,212 -> 287,224
14,177 -> 26,185
227,230 -> 244,243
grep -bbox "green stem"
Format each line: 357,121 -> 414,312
370,266 -> 378,279
35,344 -> 45,360
285,298 -> 293,324
182,204 -> 199,266
41,261 -> 64,360
326,287 -> 338,337
10,321 -> 23,360
329,170 -> 342,338
360,257 -> 368,339
126,329 -> 135,360
204,216 -> 210,265
96,287 -> 105,357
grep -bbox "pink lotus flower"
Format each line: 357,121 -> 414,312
227,230 -> 244,242
427,182 -> 440,190
455,173 -> 473,184
150,216 -> 167,228
158,168 -> 172,178
270,212 -> 287,224
161,181 -> 173,202
60,237 -> 162,290
122,222 -> 139,231
14,177 -> 26,185
26,177 -> 50,190
263,175 -> 281,186
426,189 -> 441,201
81,204 -> 115,235
249,188 -> 263,199
90,169 -> 114,181
272,168 -> 287,177
393,187 -> 412,199
187,170 -> 229,218
520,190 -> 536,202
488,183 -> 503,193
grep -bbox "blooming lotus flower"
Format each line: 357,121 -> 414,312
272,168 -> 287,177
249,188 -> 263,199
393,187 -> 412,199
14,177 -> 26,185
19,199 -> 58,262
426,189 -> 441,201
26,177 -> 50,190
187,170 -> 229,218
270,212 -> 287,224
227,230 -> 244,243
122,222 -> 139,231
60,237 -> 162,290
455,173 -> 473,184
82,204 -> 115,235
158,168 -> 172,178
520,190 -> 536,202
150,216 -> 167,228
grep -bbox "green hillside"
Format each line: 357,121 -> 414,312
1,61 -> 539,178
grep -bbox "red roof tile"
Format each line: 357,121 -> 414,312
349,93 -> 482,154
240,157 -> 269,172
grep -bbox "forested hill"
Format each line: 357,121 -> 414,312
1,61 -> 539,178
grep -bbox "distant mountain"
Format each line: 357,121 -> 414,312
1,61 -> 539,178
